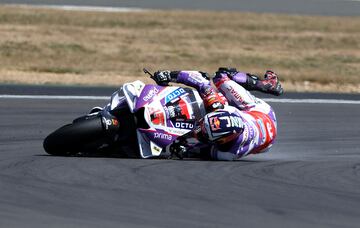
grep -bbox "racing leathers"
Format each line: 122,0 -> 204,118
153,68 -> 282,160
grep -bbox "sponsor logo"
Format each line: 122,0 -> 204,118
102,117 -> 119,130
167,127 -> 188,136
257,119 -> 266,144
189,72 -> 206,83
267,122 -> 274,140
102,117 -> 112,130
165,88 -> 186,103
241,127 -> 249,143
209,117 -> 221,131
175,122 -> 194,129
112,119 -> 119,126
154,132 -> 172,141
152,145 -> 161,153
248,123 -> 255,139
143,87 -> 159,102
220,116 -> 243,128
228,86 -> 244,103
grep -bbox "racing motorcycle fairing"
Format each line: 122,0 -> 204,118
123,80 -> 146,113
122,81 -> 206,158
110,89 -> 127,111
136,130 -> 164,158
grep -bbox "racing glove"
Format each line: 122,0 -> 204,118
217,67 -> 238,78
153,70 -> 179,86
168,139 -> 187,159
166,125 -> 203,159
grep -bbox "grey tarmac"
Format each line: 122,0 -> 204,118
0,0 -> 359,226
0,86 -> 360,227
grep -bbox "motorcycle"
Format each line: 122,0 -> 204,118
43,69 -> 206,158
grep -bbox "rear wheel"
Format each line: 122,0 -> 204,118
43,115 -> 107,156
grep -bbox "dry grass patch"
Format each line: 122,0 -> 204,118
0,6 -> 359,93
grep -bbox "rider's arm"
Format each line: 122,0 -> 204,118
154,70 -> 226,111
154,70 -> 211,94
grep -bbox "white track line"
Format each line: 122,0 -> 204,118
263,98 -> 360,105
0,95 -> 109,100
0,94 -> 359,104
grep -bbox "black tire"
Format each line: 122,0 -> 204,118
43,115 -> 106,156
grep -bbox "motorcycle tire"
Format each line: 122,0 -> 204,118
43,115 -> 106,156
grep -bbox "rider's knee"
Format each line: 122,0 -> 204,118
213,72 -> 231,89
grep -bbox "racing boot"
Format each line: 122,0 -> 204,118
245,70 -> 284,96
215,68 -> 283,96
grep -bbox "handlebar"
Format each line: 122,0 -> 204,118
143,68 -> 154,79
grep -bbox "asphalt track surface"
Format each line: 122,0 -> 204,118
1,0 -> 360,16
1,2 -> 359,227
0,85 -> 359,227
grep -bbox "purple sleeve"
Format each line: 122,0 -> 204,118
232,72 -> 248,84
176,71 -> 212,95
213,71 -> 248,85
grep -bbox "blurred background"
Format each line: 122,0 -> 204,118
0,0 -> 359,93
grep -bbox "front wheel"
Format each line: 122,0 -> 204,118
43,115 -> 107,156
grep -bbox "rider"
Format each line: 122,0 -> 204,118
152,67 -> 283,160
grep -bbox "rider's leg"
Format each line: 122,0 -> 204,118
213,73 -> 258,110
244,71 -> 283,96
214,73 -> 278,153
215,69 -> 283,96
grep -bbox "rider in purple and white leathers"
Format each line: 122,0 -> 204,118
152,67 -> 283,160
